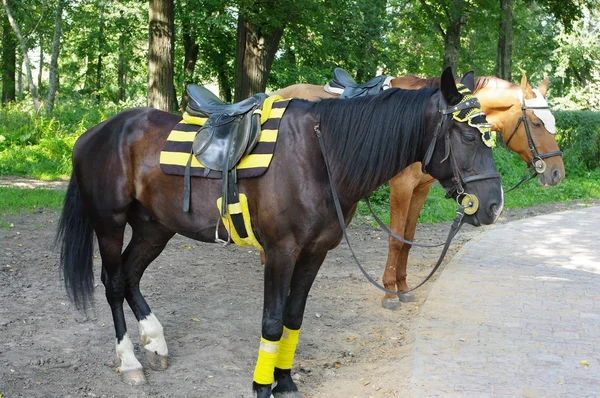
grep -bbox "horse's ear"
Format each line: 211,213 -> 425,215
441,66 -> 461,106
520,74 -> 535,100
538,78 -> 550,97
461,70 -> 475,92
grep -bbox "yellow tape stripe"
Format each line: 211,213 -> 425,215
228,202 -> 243,215
258,129 -> 278,142
237,154 -> 272,169
182,113 -> 208,125
267,107 -> 285,120
160,151 -> 205,167
167,130 -> 198,142
260,95 -> 283,124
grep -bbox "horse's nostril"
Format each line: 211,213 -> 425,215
491,204 -> 498,215
490,203 -> 502,217
552,168 -> 562,184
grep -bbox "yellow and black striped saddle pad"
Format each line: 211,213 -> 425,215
160,96 -> 290,179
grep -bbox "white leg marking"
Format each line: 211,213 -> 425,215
139,313 -> 168,356
116,333 -> 143,372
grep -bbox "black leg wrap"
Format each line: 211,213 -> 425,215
253,382 -> 272,398
272,368 -> 298,393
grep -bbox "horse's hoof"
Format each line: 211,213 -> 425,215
120,368 -> 147,385
145,349 -> 168,370
273,392 -> 301,398
381,298 -> 401,311
398,293 -> 417,303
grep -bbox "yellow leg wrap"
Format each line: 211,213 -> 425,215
274,327 -> 300,370
253,338 -> 279,385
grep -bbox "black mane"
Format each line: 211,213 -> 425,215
313,88 -> 438,197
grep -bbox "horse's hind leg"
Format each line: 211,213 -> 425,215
122,211 -> 174,371
96,219 -> 147,385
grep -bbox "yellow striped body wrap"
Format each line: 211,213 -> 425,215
454,83 -> 495,148
253,327 -> 301,385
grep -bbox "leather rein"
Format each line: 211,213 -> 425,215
313,98 -> 500,296
504,104 -> 563,192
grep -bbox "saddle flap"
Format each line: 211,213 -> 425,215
192,113 -> 253,172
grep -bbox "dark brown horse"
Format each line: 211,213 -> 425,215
57,68 -> 503,397
275,73 -> 564,309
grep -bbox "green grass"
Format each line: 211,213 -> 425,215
356,167 -> 600,226
0,187 -> 66,227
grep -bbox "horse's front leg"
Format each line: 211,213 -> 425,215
395,179 -> 434,302
381,174 -> 413,310
253,246 -> 298,398
271,252 -> 327,398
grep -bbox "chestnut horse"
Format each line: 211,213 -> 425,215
57,68 -> 503,397
274,73 -> 565,309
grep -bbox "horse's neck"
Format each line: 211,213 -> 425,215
473,80 -> 521,135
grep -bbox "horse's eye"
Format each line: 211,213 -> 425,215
462,133 -> 476,142
533,121 -> 543,128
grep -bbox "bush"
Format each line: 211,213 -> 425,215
554,110 -> 600,172
0,99 -> 143,179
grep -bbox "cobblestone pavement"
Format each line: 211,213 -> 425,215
409,206 -> 600,398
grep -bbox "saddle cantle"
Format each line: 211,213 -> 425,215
187,84 -> 265,117
324,67 -> 390,99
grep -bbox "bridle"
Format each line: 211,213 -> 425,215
421,88 -> 501,214
314,87 -> 501,296
503,103 -> 563,192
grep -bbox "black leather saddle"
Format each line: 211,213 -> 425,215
183,84 -> 269,215
186,84 -> 267,172
327,67 -> 388,99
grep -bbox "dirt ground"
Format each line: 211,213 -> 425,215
1,179 -> 598,397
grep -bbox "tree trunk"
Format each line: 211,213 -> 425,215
117,31 -> 126,102
496,0 -> 513,81
148,0 -> 176,112
180,29 -> 199,108
38,35 -> 43,90
217,57 -> 232,103
46,0 -> 65,113
95,13 -> 105,101
2,14 -> 16,103
2,0 -> 40,111
442,0 -> 466,73
233,15 -> 284,102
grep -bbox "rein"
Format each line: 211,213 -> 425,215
314,125 -> 465,296
503,105 -> 563,192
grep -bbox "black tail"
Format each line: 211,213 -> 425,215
56,175 -> 95,310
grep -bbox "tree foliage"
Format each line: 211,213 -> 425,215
0,0 -> 598,112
